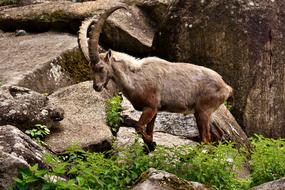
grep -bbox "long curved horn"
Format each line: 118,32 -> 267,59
78,5 -> 127,63
88,5 -> 128,64
78,16 -> 97,62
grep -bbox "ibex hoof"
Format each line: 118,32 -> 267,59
144,141 -> 157,154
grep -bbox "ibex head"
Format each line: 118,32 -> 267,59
78,5 -> 127,92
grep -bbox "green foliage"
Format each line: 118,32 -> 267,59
224,101 -> 233,111
25,124 -> 50,146
105,95 -> 123,135
12,140 -> 249,190
12,136 -> 285,190
150,143 -> 249,190
250,135 -> 285,187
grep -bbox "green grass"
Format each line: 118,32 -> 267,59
250,135 -> 285,187
13,140 -> 250,190
12,133 -> 285,190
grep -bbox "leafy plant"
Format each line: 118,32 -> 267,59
250,135 -> 285,187
13,136 -> 285,190
25,124 -> 50,146
224,101 -> 233,111
105,94 -> 123,135
12,140 -> 251,190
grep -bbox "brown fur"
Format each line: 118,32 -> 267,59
78,7 -> 233,151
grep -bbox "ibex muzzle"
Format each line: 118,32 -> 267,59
78,5 -> 233,152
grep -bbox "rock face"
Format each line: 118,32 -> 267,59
153,0 -> 285,138
126,0 -> 175,25
0,125 -> 50,189
122,97 -> 250,149
0,86 -> 64,130
45,81 -> 114,153
131,168 -> 211,190
250,177 -> 285,190
0,0 -> 154,56
0,32 -> 77,93
116,127 -> 196,149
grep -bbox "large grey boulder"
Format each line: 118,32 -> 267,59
131,168 -> 211,190
250,177 -> 285,190
116,127 -> 196,149
0,125 -> 50,189
0,85 -> 64,130
45,81 -> 114,153
153,0 -> 285,138
125,0 -> 175,25
0,0 -> 154,56
0,32 -> 78,93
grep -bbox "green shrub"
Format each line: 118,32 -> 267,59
13,141 -> 249,190
25,124 -> 50,146
150,143 -> 249,190
250,135 -> 285,187
224,101 -> 233,111
105,95 -> 123,135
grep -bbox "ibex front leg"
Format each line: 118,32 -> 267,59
136,107 -> 157,151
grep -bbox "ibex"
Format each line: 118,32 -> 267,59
78,5 -> 233,151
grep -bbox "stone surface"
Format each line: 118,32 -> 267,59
0,0 -> 154,56
116,127 -> 196,148
122,97 -> 250,149
0,125 -> 50,189
127,0 -> 175,25
153,0 -> 285,138
131,168 -> 211,190
250,177 -> 285,190
45,81 -> 114,153
0,85 -> 64,130
0,32 -> 77,93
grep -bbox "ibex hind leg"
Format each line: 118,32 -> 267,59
194,110 -> 212,144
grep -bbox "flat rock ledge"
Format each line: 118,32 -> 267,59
45,81 -> 114,153
0,32 -> 79,94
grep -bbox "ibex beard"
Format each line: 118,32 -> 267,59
78,5 -> 233,152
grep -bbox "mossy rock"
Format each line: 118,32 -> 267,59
58,48 -> 91,83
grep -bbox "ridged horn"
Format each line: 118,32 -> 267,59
78,5 -> 128,64
89,5 -> 128,64
78,16 -> 97,62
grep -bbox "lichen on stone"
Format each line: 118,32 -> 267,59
57,48 -> 91,82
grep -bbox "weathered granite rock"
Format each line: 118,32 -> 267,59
45,81 -> 114,153
0,32 -> 78,93
122,97 -> 251,149
116,127 -> 196,148
153,0 -> 285,138
250,177 -> 285,190
127,0 -> 175,25
0,125 -> 50,189
0,0 -> 154,56
131,168 -> 211,190
0,86 -> 64,130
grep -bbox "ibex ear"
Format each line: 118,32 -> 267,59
104,49 -> 113,64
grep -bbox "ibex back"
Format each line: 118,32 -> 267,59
78,5 -> 233,151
